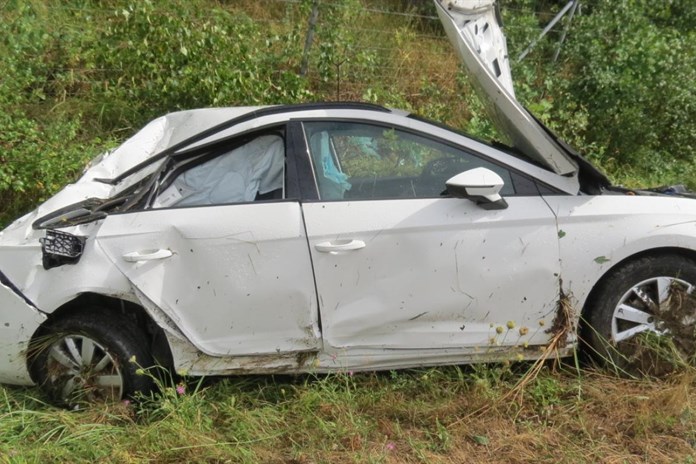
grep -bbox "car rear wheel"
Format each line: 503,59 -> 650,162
584,254 -> 696,375
30,308 -> 154,407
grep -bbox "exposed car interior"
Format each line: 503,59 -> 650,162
304,121 -> 515,201
153,134 -> 285,208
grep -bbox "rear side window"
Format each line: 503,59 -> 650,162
302,121 -> 514,201
153,134 -> 285,208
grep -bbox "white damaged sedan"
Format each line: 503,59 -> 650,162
2,0 -> 696,405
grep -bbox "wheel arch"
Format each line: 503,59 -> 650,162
581,246 -> 696,319
28,292 -> 174,381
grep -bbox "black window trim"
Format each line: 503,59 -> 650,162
96,103 -> 392,186
286,121 -> 318,201
294,117 -> 564,202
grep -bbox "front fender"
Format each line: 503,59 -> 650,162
546,194 -> 696,309
0,279 -> 46,385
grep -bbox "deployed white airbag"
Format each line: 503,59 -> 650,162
154,135 -> 284,208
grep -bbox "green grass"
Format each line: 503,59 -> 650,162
2,364 -> 695,463
1,1 -> 696,462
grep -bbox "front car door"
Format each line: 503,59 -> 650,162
298,118 -> 562,362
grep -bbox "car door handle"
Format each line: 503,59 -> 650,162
315,239 -> 366,253
122,249 -> 173,262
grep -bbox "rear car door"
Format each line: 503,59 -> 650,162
298,120 -> 562,351
96,128 -> 321,357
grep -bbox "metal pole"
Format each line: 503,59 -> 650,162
300,0 -> 320,77
553,1 -> 579,62
517,0 -> 575,62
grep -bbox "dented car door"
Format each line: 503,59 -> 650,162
95,131 -> 321,357
96,203 -> 321,357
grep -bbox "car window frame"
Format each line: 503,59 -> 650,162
294,118 -> 556,202
135,124 -> 300,212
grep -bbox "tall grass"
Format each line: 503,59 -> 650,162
2,2 -> 696,462
2,363 -> 695,463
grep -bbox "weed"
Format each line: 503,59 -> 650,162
1,1 -> 696,462
3,363 -> 696,462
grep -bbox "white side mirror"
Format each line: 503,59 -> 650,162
446,167 -> 508,210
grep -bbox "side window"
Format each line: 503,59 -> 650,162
153,134 -> 285,208
303,121 -> 514,200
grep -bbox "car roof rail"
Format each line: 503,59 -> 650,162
96,102 -> 392,186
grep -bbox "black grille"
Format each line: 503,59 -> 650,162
40,230 -> 86,269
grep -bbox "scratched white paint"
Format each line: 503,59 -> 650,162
2,0 -> 696,387
0,282 -> 46,385
545,195 -> 696,308
95,202 -> 321,356
0,199 -> 323,382
302,197 -> 560,350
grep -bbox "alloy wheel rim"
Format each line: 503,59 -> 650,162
45,334 -> 124,404
611,276 -> 693,344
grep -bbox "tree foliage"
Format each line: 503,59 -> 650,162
502,0 -> 696,183
560,0 -> 696,168
0,0 -> 694,226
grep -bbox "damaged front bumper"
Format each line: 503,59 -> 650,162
0,273 -> 46,385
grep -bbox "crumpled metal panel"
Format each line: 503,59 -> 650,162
95,202 -> 321,357
0,282 -> 46,385
0,220 -> 135,314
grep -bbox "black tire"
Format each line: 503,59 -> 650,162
29,307 -> 154,407
583,253 -> 696,375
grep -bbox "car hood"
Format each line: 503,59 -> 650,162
434,0 -> 578,176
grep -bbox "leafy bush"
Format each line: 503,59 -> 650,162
0,3 -> 106,224
0,0 -> 316,224
564,1 -> 695,161
0,109 -> 109,225
499,0 -> 696,187
1,0 -> 695,227
92,0 -> 312,129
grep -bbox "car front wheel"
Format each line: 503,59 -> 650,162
584,254 -> 696,375
29,308 -> 154,406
